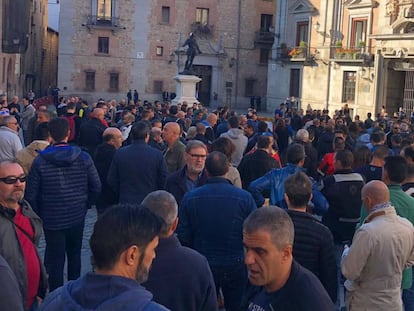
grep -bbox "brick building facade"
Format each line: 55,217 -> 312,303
58,0 -> 275,108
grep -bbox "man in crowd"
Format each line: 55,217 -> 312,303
78,107 -> 107,156
108,121 -> 168,204
0,115 -> 23,161
165,140 -> 208,205
142,190 -> 218,311
26,117 -> 101,291
62,102 -> 82,144
93,127 -> 123,215
178,151 -> 256,311
355,145 -> 388,182
359,156 -> 414,308
342,180 -> 414,310
248,143 -> 328,215
162,122 -> 186,173
39,205 -> 168,310
238,135 -> 280,190
16,122 -> 50,175
21,96 -> 36,145
241,207 -> 334,310
321,149 -> 364,245
284,172 -> 337,303
0,160 -> 48,310
220,116 -> 247,167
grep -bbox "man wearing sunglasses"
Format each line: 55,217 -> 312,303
0,160 -> 48,310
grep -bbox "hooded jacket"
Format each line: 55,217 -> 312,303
26,144 -> 101,230
39,273 -> 169,311
220,128 -> 248,166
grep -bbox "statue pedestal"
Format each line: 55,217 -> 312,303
172,74 -> 202,107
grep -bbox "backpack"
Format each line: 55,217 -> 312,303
63,114 -> 77,142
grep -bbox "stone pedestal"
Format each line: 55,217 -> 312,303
172,74 -> 202,107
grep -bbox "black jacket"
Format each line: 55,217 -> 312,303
164,166 -> 207,206
321,169 -> 364,243
287,210 -> 337,302
93,143 -> 118,212
238,149 -> 279,190
241,261 -> 334,311
142,235 -> 218,311
78,118 -> 107,156
107,140 -> 168,204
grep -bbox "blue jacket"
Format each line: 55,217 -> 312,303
39,273 -> 169,311
177,177 -> 256,266
26,144 -> 101,230
248,163 -> 328,215
107,140 -> 168,204
143,235 -> 218,311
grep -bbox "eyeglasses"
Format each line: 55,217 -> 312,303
0,175 -> 27,184
7,122 -> 18,126
188,153 -> 207,159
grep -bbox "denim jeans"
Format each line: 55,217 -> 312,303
210,262 -> 247,311
403,269 -> 414,311
44,221 -> 85,291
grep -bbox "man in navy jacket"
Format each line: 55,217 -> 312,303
142,190 -> 218,311
107,121 -> 168,204
177,151 -> 256,311
26,117 -> 101,291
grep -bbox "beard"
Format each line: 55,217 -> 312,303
135,249 -> 151,283
8,189 -> 24,203
135,264 -> 150,283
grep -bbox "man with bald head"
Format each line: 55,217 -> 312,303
342,180 -> 414,311
162,122 -> 186,173
94,127 -> 123,214
78,107 -> 107,156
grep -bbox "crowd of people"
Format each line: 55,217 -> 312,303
1,93 -> 414,311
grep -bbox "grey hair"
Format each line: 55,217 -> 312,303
141,190 -> 178,236
296,129 -> 309,143
185,140 -> 207,153
243,206 -> 294,250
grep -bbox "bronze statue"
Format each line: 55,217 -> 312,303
182,33 -> 202,73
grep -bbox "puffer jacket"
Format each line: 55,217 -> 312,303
26,144 -> 101,230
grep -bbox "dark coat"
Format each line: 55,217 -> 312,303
241,261 -> 335,311
143,235 -> 218,311
238,149 -> 279,190
26,144 -> 101,230
321,169 -> 364,243
287,210 -> 337,302
78,118 -> 107,156
93,143 -> 118,213
107,140 -> 168,204
164,166 -> 208,205
177,177 -> 256,267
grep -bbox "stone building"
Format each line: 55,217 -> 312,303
1,0 -> 51,100
267,0 -> 414,118
42,27 -> 59,97
58,0 -> 275,108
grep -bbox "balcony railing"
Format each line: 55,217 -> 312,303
191,23 -> 214,38
254,30 -> 275,46
331,46 -> 373,64
85,15 -> 120,29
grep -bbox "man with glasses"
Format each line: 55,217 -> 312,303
0,115 -> 23,161
387,121 -> 401,149
0,160 -> 48,310
165,140 -> 208,206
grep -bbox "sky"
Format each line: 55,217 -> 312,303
48,0 -> 60,31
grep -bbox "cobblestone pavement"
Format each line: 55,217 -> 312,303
38,207 -> 97,279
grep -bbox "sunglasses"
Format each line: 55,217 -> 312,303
0,175 -> 27,184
